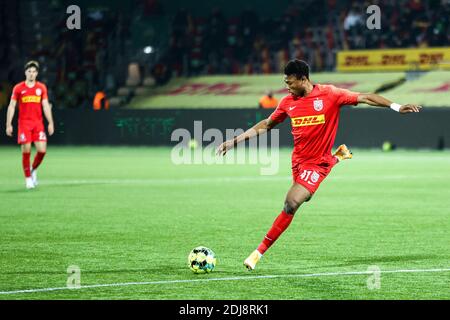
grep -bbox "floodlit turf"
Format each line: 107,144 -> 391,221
0,146 -> 449,300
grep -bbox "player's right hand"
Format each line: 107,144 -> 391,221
48,123 -> 54,136
6,125 -> 13,137
216,139 -> 235,156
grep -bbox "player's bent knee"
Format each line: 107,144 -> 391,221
283,199 -> 302,215
35,142 -> 47,153
21,144 -> 32,153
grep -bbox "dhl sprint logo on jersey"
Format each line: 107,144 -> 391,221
291,114 -> 325,127
21,96 -> 41,103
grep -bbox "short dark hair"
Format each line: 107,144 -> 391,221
284,59 -> 309,80
24,60 -> 40,71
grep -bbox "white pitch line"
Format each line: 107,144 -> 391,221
1,267 -> 449,295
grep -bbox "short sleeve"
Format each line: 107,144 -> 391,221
41,84 -> 48,100
11,85 -> 20,101
333,86 -> 360,106
269,97 -> 288,123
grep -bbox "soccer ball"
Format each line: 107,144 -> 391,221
188,246 -> 217,274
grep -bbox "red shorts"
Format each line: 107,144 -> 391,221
17,121 -> 47,144
292,158 -> 338,195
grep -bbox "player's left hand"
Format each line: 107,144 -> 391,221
400,104 -> 422,113
48,123 -> 54,136
216,139 -> 235,156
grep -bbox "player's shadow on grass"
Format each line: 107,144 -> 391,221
3,267 -> 189,275
42,182 -> 112,188
324,254 -> 442,268
0,182 -> 111,193
4,267 -> 237,276
0,188 -> 38,194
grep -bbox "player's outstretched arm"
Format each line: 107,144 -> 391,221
357,93 -> 422,114
216,117 -> 278,156
5,99 -> 17,137
42,99 -> 55,136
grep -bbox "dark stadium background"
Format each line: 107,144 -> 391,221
0,0 -> 450,303
1,0 -> 449,148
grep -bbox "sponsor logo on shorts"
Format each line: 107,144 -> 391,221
300,169 -> 320,185
21,96 -> 41,103
20,133 -> 26,141
291,114 -> 325,127
310,171 -> 320,183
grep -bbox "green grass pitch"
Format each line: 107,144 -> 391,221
0,146 -> 449,299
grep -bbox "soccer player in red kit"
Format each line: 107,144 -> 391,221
217,59 -> 422,270
5,61 -> 54,189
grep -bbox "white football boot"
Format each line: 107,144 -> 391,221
31,168 -> 38,186
25,177 -> 35,189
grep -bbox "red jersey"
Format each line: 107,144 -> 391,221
11,81 -> 48,123
270,84 -> 359,165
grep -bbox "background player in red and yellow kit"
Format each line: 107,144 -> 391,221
217,59 -> 422,270
5,61 -> 54,189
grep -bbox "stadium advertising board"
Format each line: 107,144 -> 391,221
337,47 -> 450,72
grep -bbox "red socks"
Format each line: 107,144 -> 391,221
257,211 -> 294,255
22,152 -> 46,178
22,153 -> 31,178
32,152 -> 46,170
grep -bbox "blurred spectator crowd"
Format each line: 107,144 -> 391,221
0,0 -> 138,109
156,0 -> 450,81
344,0 -> 450,49
1,0 -> 449,109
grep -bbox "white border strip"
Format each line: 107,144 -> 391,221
1,267 -> 449,295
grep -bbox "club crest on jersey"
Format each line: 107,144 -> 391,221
36,88 -> 42,96
313,99 -> 323,111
